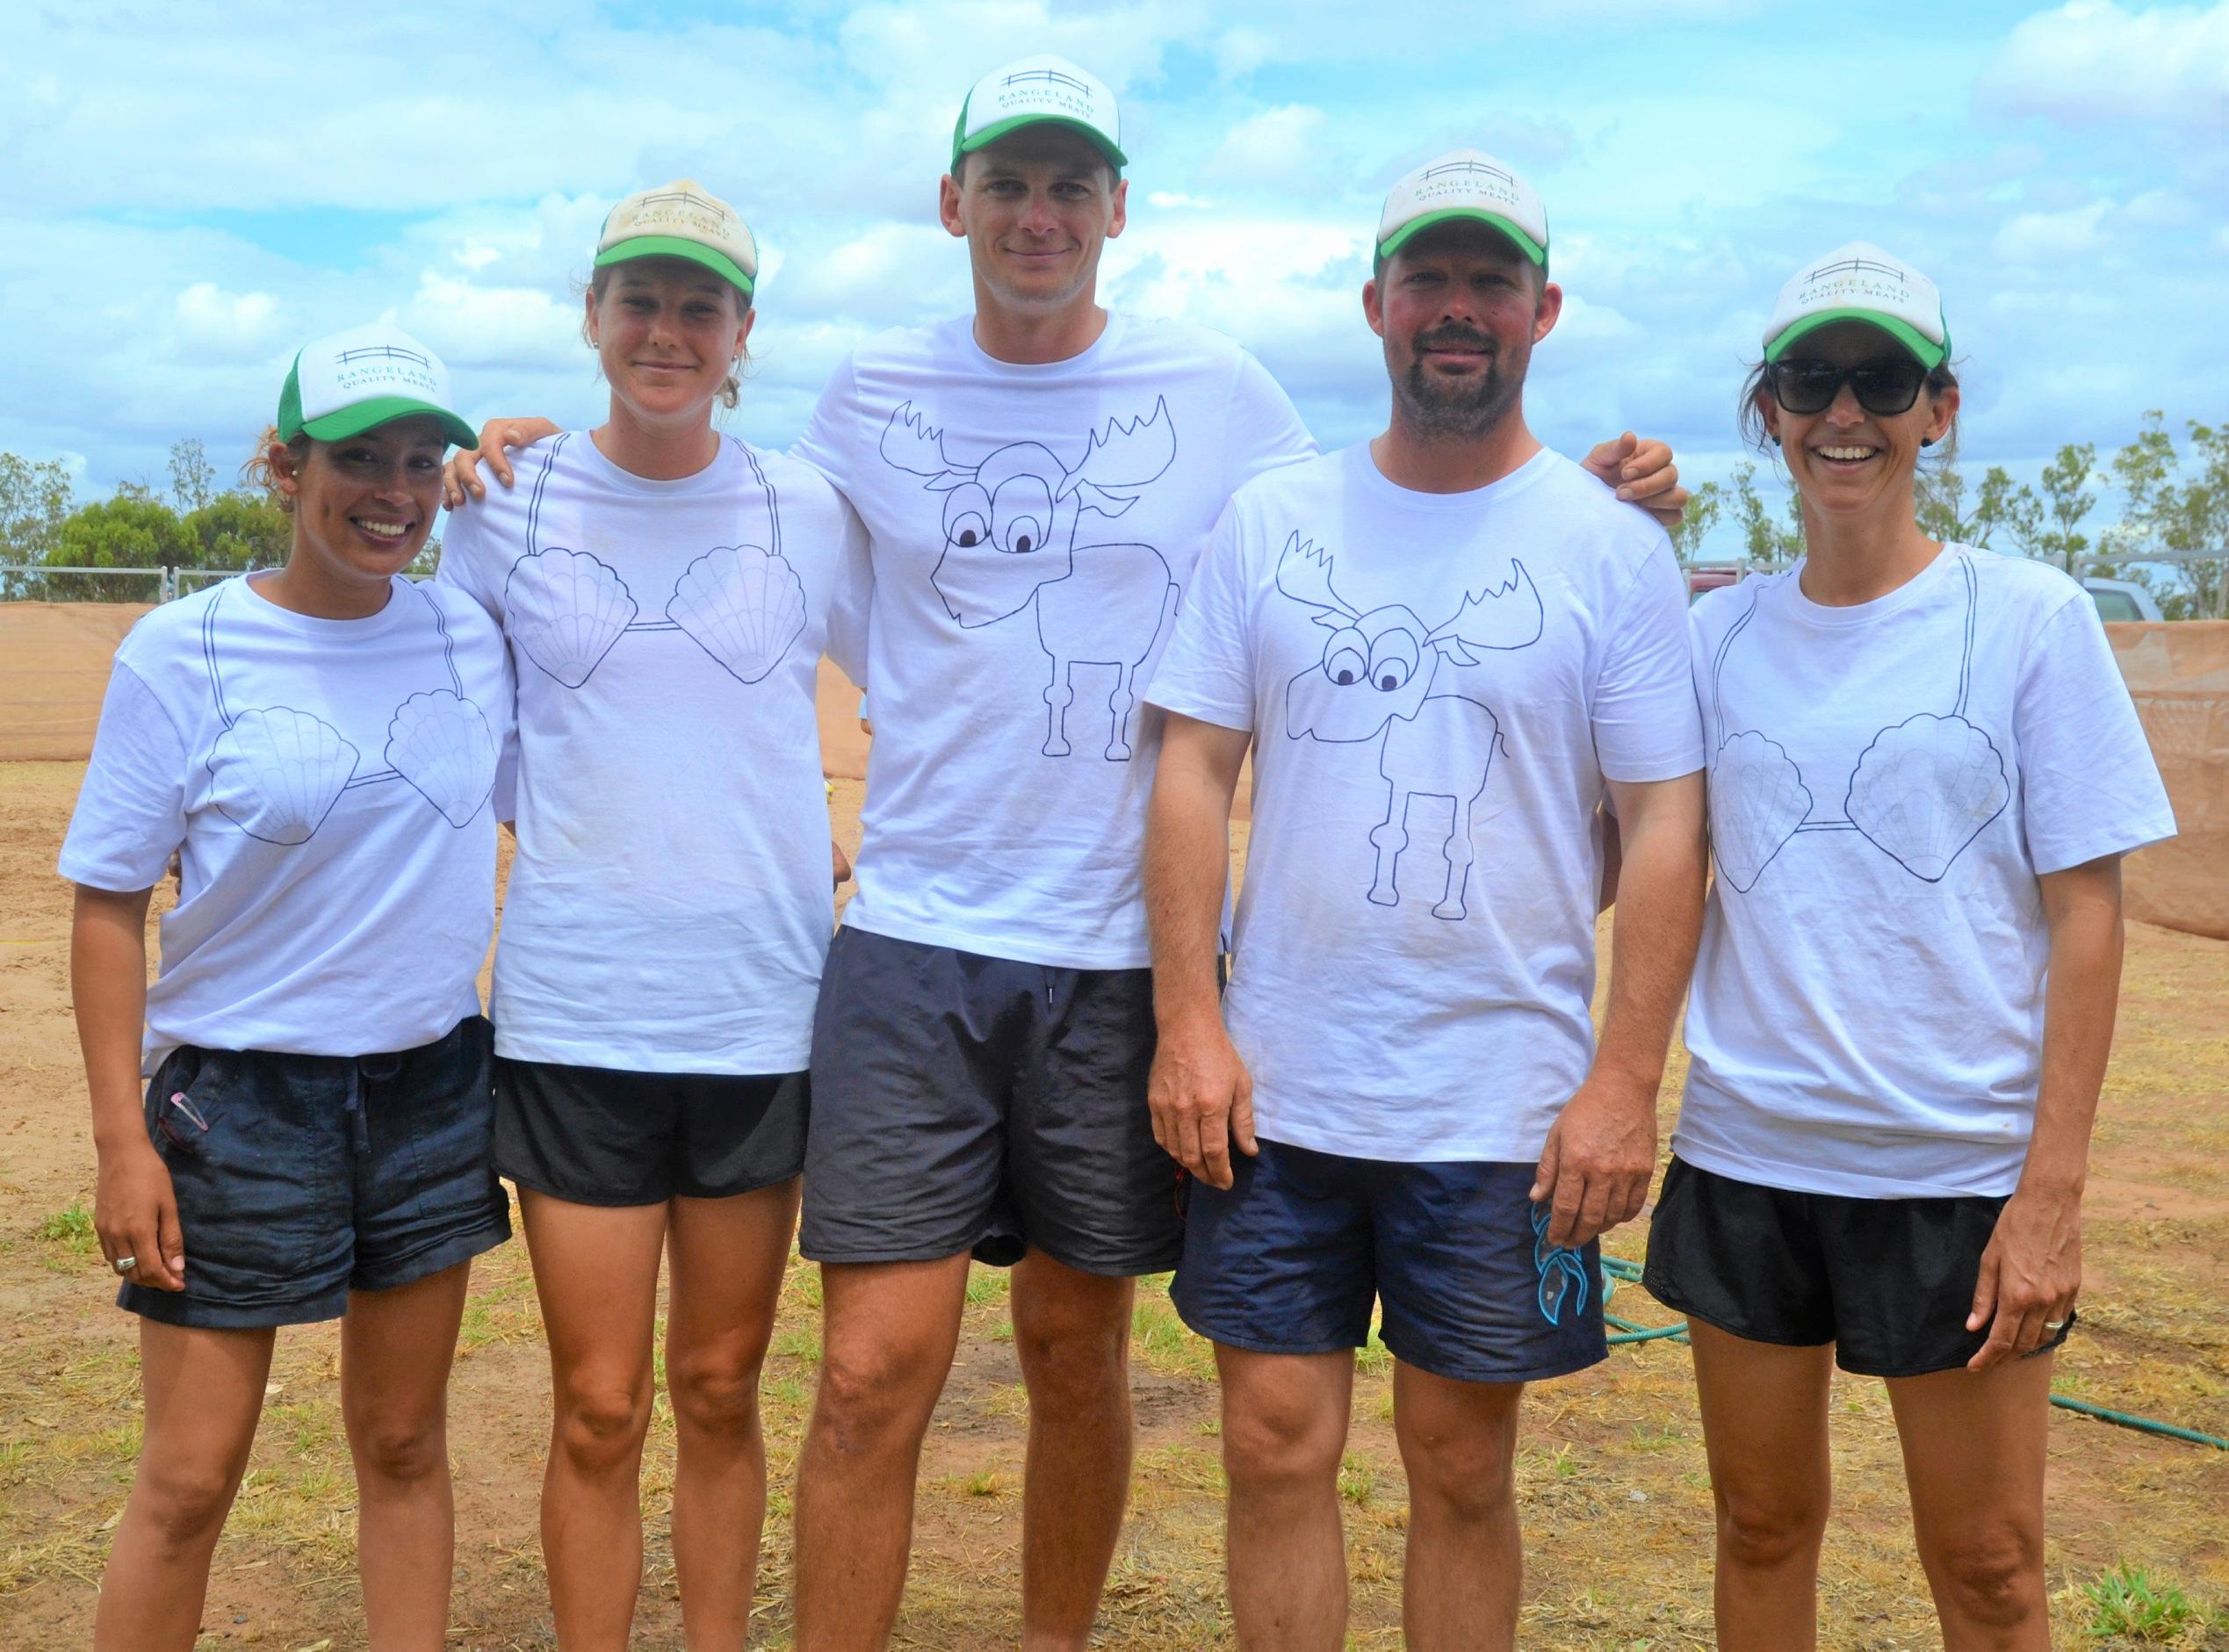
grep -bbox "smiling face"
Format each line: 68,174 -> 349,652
941,127 -> 1127,316
1761,321 -> 1958,523
1365,222 -> 1561,441
586,256 -> 754,426
271,415 -> 447,589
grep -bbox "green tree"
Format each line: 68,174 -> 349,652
184,492 -> 291,573
2031,443 -> 2097,574
1917,459 -> 2041,552
1730,462 -> 1803,564
44,494 -> 195,601
1665,479 -> 1723,564
1,451 -> 76,594
167,438 -> 216,515
2109,412 -> 2226,619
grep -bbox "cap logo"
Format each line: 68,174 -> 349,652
1795,256 -> 1916,308
1423,159 -> 1515,185
1003,67 -> 1090,93
337,344 -> 431,369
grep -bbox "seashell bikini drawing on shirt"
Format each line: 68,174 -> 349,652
1706,550 -> 2013,893
200,578 -> 500,846
501,432 -> 808,690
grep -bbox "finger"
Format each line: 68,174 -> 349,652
2011,1302 -> 2049,1360
122,1208 -> 164,1290
442,466 -> 465,511
1644,497 -> 1689,530
1549,1177 -> 1585,1248
1967,1303 -> 2023,1371
1529,1131 -> 1561,1204
452,450 -> 486,502
1610,1172 -> 1648,1230
1620,436 -> 1670,480
1147,1100 -> 1170,1157
1574,1177 -> 1612,1246
156,1194 -> 186,1289
1230,1082 -> 1259,1158
1199,1103 -> 1232,1191
1618,466 -> 1684,503
485,436 -> 517,490
1966,1251 -> 2000,1332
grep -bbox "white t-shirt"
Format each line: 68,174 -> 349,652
792,312 -> 1317,969
1677,546 -> 2175,1199
437,431 -> 871,1072
1147,444 -> 1704,1162
59,574 -> 515,1071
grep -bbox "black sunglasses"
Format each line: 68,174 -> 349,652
1767,357 -> 1929,417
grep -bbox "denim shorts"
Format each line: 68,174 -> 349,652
1172,1140 -> 1608,1385
120,1016 -> 511,1330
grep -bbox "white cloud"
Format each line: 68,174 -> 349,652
1991,198 -> 2113,261
173,284 -> 281,354
1979,1 -> 2229,127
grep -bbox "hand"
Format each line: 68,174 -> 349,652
443,416 -> 562,508
831,840 -> 853,889
95,1137 -> 184,1292
1966,1183 -> 2082,1371
1529,1072 -> 1656,1246
1581,432 -> 1688,530
1148,1013 -> 1258,1190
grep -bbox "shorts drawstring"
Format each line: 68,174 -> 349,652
345,1055 -> 405,1156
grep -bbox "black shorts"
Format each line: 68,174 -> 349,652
494,1057 -> 808,1206
121,1017 -> 510,1330
800,927 -> 1182,1274
1642,1155 -> 2074,1378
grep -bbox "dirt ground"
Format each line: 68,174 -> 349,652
3,760 -> 2225,1649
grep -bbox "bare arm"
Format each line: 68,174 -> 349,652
1533,770 -> 1706,1245
74,884 -> 184,1291
1143,713 -> 1255,1189
1966,854 -> 2124,1369
442,416 -> 564,507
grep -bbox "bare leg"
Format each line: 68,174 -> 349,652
1686,1322 -> 1835,1652
1043,654 -> 1074,757
1011,1252 -> 1136,1651
1367,785 -> 1406,907
1393,1363 -> 1526,1651
1217,1345 -> 1353,1652
343,1262 -> 474,1651
1887,1353 -> 2054,1651
520,1189 -> 668,1650
664,1180 -> 801,1648
94,1321 -> 275,1652
792,1255 -> 972,1650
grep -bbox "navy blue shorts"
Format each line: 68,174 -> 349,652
801,927 -> 1182,1274
1643,1155 -> 2074,1378
1172,1140 -> 1608,1384
122,1017 -> 510,1330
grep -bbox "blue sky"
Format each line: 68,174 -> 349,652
4,0 -> 2224,556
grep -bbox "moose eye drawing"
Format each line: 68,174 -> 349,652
882,399 -> 1180,762
1278,534 -> 1543,920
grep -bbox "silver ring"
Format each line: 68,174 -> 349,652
112,1255 -> 137,1276
2043,1318 -> 2067,1331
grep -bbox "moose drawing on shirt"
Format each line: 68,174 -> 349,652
879,398 -> 1179,761
1278,535 -> 1543,920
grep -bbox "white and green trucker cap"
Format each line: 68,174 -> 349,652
1377,148 -> 1548,270
595,179 -> 757,297
1763,242 -> 1950,369
952,54 -> 1125,171
276,323 -> 475,449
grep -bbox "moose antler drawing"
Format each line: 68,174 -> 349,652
880,399 -> 1179,761
1278,534 -> 1542,919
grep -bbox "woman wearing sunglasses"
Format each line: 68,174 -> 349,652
63,327 -> 514,1650
1643,244 -> 2173,1649
433,181 -> 867,1647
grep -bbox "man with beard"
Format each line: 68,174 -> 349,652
1142,149 -> 1707,1649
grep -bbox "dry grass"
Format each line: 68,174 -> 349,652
1,765 -> 2225,1648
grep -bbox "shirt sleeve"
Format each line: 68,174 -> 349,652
2014,593 -> 2176,873
1593,538 -> 1706,783
1145,501 -> 1258,732
790,355 -> 861,494
57,660 -> 189,891
432,494 -> 502,624
1219,349 -> 1317,500
822,493 -> 875,689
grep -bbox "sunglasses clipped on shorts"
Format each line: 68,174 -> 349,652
1766,356 -> 1930,416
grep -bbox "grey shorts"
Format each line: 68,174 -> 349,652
800,927 -> 1183,1275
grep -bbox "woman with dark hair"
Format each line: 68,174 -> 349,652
1644,244 -> 2175,1650
434,179 -> 869,1647
67,326 -> 512,1650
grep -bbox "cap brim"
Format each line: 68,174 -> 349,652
299,398 -> 479,451
954,113 -> 1127,172
1377,208 -> 1547,269
593,234 -> 755,296
1765,309 -> 1948,370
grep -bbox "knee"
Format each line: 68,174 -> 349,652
134,1458 -> 239,1552
1221,1396 -> 1344,1495
1929,1524 -> 2044,1627
668,1352 -> 764,1441
1397,1425 -> 1516,1525
1014,1317 -> 1127,1408
350,1408 -> 448,1488
1715,1483 -> 1829,1572
812,1345 -> 939,1458
553,1378 -> 653,1476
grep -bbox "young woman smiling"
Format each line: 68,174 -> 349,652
65,326 -> 514,1651
433,181 -> 868,1648
1644,246 -> 2175,1650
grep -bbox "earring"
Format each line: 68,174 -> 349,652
1921,436 -> 1936,448
1771,436 -> 1781,448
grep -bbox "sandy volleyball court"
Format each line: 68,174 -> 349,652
2,761 -> 2224,1648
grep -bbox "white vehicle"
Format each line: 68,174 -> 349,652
2083,577 -> 2163,624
